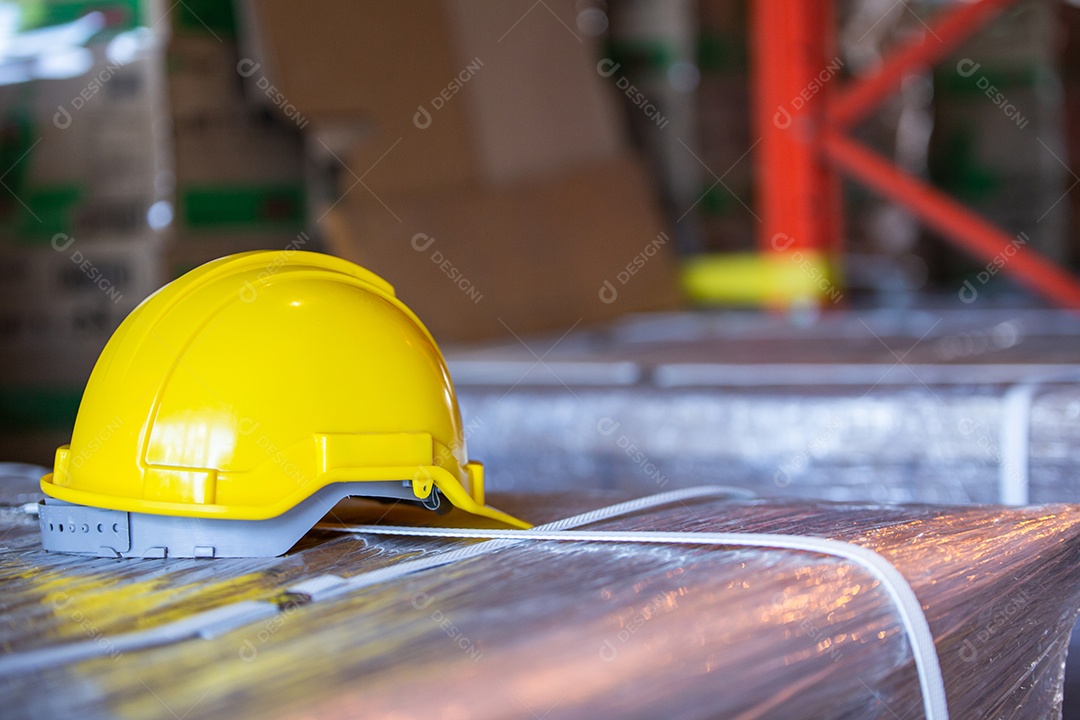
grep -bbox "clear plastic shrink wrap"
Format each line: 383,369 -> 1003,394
1,492 -> 1079,719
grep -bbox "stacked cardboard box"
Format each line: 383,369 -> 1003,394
245,0 -> 682,342
165,0 -> 307,275
0,0 -> 307,463
0,3 -> 169,460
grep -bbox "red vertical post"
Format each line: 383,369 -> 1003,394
751,0 -> 843,306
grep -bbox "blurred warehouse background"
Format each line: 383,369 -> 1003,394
9,1 -> 1080,716
0,0 -> 1077,468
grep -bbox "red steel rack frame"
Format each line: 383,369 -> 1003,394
751,0 -> 1080,307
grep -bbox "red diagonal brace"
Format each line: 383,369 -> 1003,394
828,0 -> 1015,128
821,129 -> 1080,309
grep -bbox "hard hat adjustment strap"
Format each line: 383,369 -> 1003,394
39,500 -> 131,555
38,480 -> 425,558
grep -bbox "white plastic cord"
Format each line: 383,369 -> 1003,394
0,601 -> 280,675
0,487 -> 745,677
325,528 -> 948,720
999,373 -> 1080,506
305,487 -> 754,602
1000,384 -> 1034,506
0,485 -> 947,720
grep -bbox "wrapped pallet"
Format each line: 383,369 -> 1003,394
1,483 -> 1079,719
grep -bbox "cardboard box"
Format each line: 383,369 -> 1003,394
0,0 -> 304,460
166,27 -> 307,255
166,35 -> 250,122
171,114 -> 305,236
244,1 -> 679,346
243,0 -> 626,193
0,234 -> 163,461
0,38 -> 167,245
330,153 -> 681,342
0,10 -> 171,457
169,0 -> 238,40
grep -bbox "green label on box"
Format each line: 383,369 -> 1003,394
699,181 -> 753,218
26,0 -> 144,34
606,39 -> 678,74
0,184 -> 84,245
181,184 -> 305,232
935,64 -> 1047,97
20,186 -> 83,240
173,0 -> 236,37
0,387 -> 83,432
930,131 -> 1000,204
0,112 -> 85,244
697,31 -> 748,75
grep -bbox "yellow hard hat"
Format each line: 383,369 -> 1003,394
39,251 -> 528,558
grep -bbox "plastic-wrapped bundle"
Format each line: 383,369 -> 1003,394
446,309 -> 1080,505
1,491 -> 1079,719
